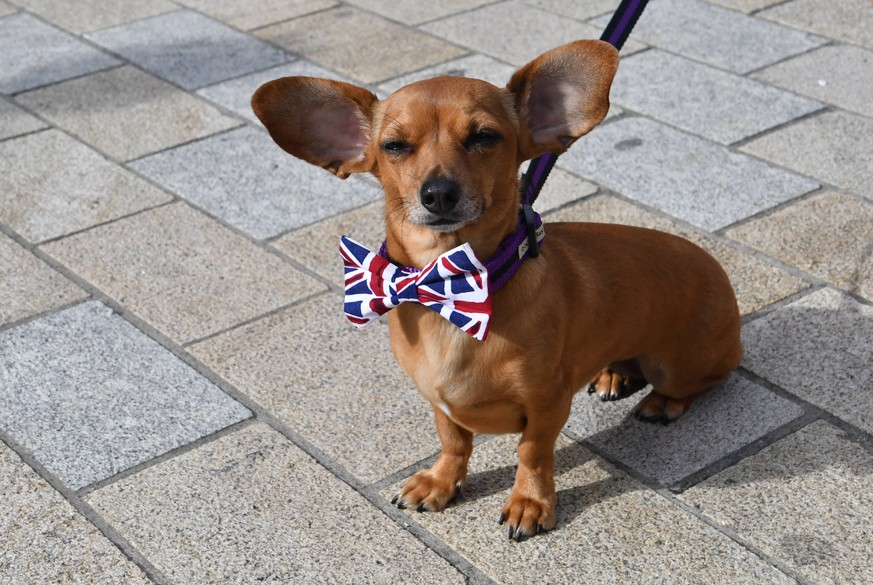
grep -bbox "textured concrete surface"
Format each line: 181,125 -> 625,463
0,301 -> 251,489
3,2 -> 872,584
0,443 -> 152,585
681,421 -> 873,584
0,129 -> 172,242
559,117 -> 820,230
0,13 -> 119,93
130,126 -> 378,240
18,65 -> 241,161
0,233 -> 86,326
41,203 -> 326,344
87,423 -> 465,585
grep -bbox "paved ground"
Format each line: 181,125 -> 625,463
1,0 -> 872,583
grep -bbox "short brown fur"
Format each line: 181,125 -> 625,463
252,40 -> 743,540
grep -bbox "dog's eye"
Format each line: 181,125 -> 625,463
464,129 -> 502,151
381,140 -> 412,156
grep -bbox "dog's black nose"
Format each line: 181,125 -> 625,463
420,178 -> 460,215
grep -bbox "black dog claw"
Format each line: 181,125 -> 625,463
416,502 -> 427,513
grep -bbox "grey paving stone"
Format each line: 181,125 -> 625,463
345,0 -> 494,24
423,1 -> 642,67
0,443 -> 152,585
12,0 -> 176,34
86,10 -> 289,90
590,0 -> 826,74
547,194 -> 811,316
18,65 -> 241,161
384,434 -> 794,584
752,44 -> 873,119
558,116 -> 819,230
0,233 -> 86,327
523,0 -> 619,21
41,203 -> 327,344
0,13 -> 119,94
197,60 -> 350,125
611,49 -> 821,144
0,301 -> 251,489
740,110 -> 873,199
741,287 -> 873,433
704,0 -> 784,12
189,293 -> 439,483
0,129 -> 172,243
759,0 -> 873,49
0,1 -> 16,16
87,423 -> 465,584
681,421 -> 873,584
272,201 -> 384,287
256,7 -> 465,84
726,191 -> 873,302
378,53 -> 518,95
130,126 -> 379,240
566,373 -> 805,486
0,98 -> 46,140
174,0 -> 336,30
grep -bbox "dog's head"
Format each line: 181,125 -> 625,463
253,40 -> 618,259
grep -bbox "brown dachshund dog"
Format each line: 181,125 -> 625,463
252,40 -> 742,540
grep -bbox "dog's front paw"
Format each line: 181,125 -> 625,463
587,368 -> 647,401
498,492 -> 556,541
392,469 -> 462,513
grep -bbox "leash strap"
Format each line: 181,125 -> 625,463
520,0 -> 649,207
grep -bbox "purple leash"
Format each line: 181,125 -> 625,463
520,0 -> 650,209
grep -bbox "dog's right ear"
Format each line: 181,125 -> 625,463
252,77 -> 378,179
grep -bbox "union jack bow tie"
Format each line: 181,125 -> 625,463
340,236 -> 492,341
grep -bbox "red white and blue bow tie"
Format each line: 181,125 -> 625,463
340,236 -> 492,341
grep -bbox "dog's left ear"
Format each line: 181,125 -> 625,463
508,40 -> 619,159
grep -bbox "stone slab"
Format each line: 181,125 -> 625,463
0,13 -> 119,94
87,423 -> 465,584
189,293 -> 438,483
345,0 -> 495,24
18,65 -> 241,161
11,0 -> 176,34
590,0 -> 826,74
385,434 -> 794,584
423,0 -> 642,67
740,110 -> 873,199
523,0 -> 619,21
86,10 -> 289,90
547,194 -> 811,315
0,443 -> 152,585
272,201 -> 384,288
0,1 -> 15,16
704,0 -> 784,13
378,53 -> 518,95
256,7 -> 465,84
41,203 -> 326,344
0,234 -> 86,327
130,126 -> 379,240
558,117 -> 820,231
0,129 -> 172,243
197,60 -> 349,126
566,373 -> 805,486
174,0 -> 336,30
0,301 -> 252,489
0,98 -> 46,140
726,191 -> 873,302
759,0 -> 873,49
681,421 -> 873,585
752,44 -> 873,118
611,49 -> 821,144
741,287 -> 873,433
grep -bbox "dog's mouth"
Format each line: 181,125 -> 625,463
425,217 -> 468,232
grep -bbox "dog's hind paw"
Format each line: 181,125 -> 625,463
587,368 -> 647,401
